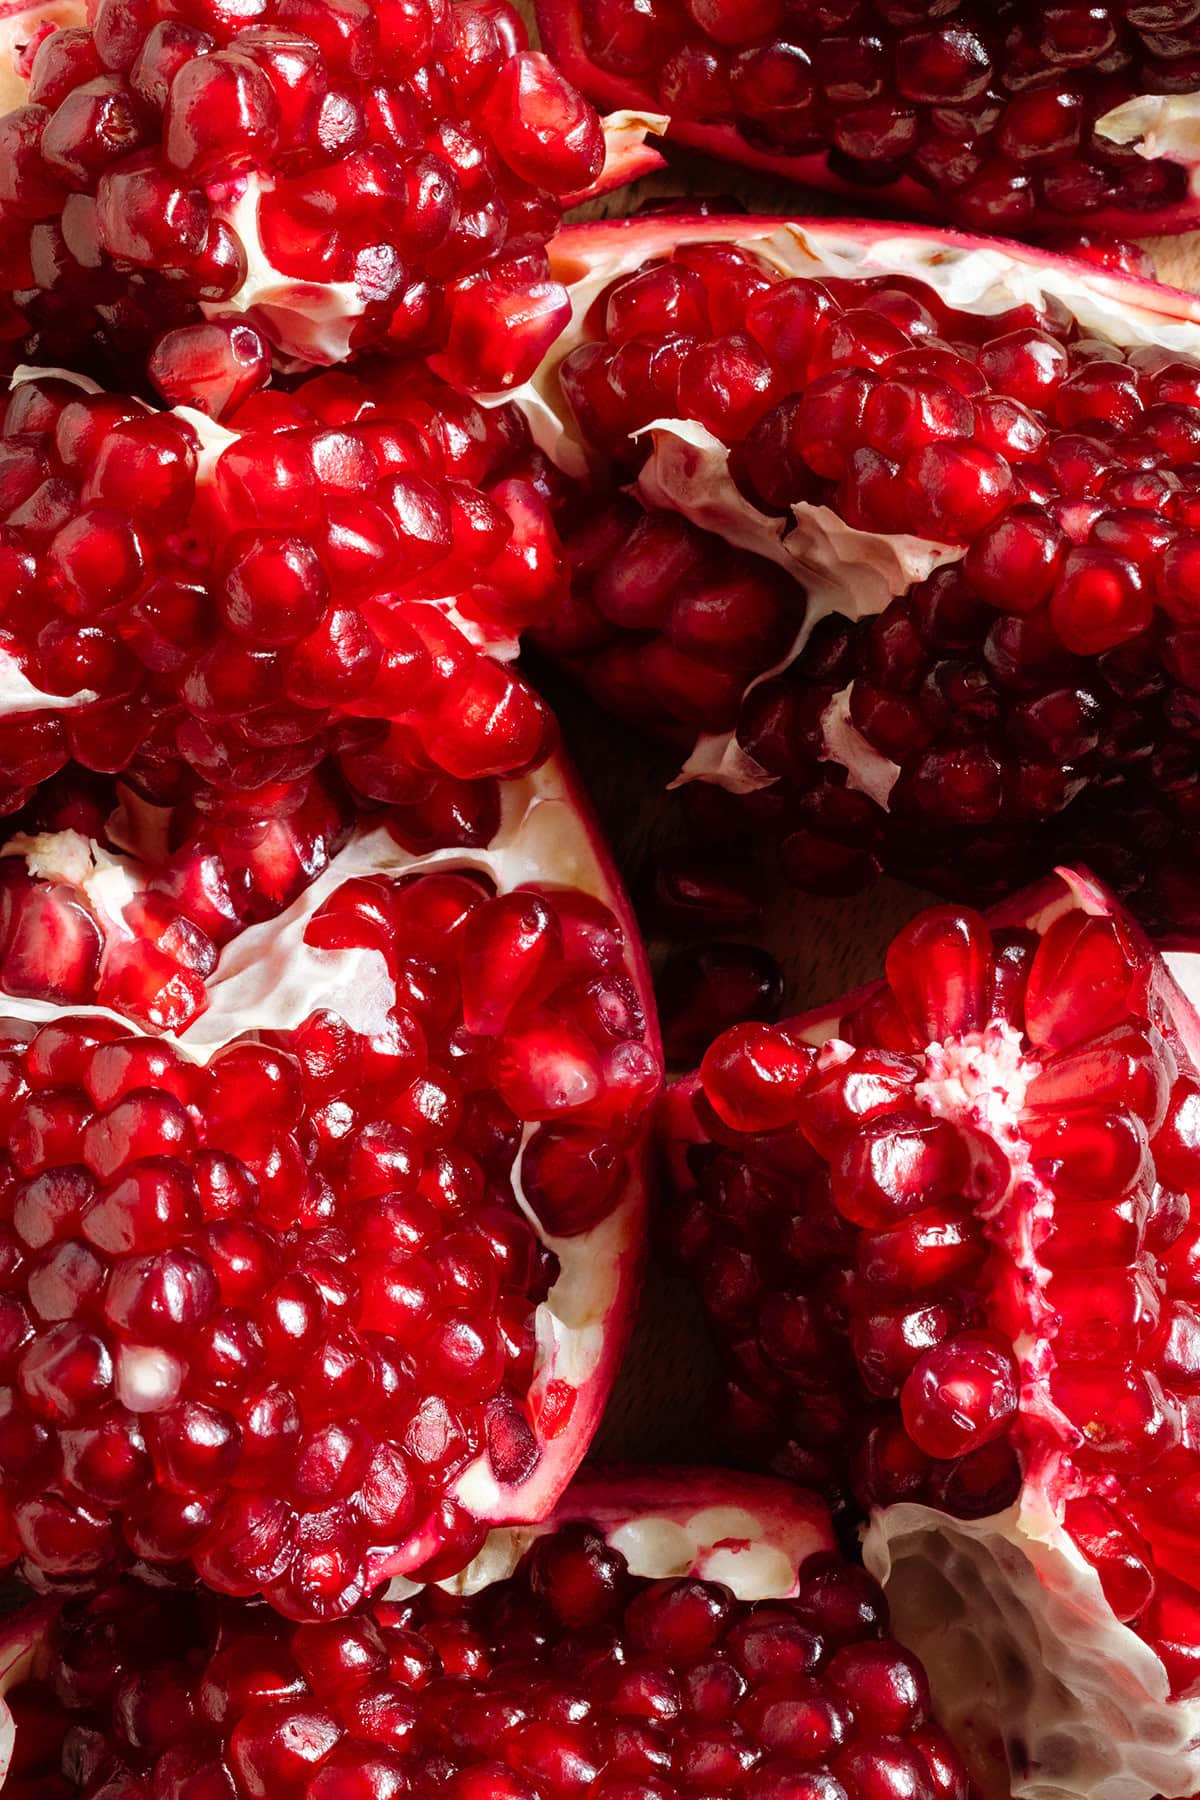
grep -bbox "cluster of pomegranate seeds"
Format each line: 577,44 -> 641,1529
535,493 -> 802,744
551,243 -> 1200,920
0,362 -> 565,814
667,879 -> 1200,1692
0,797 -> 660,1617
0,763 -> 360,1035
551,0 -> 1193,231
5,1521 -> 969,1800
0,0 -> 606,388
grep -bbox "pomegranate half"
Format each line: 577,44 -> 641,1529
537,0 -> 1200,239
0,750 -> 659,1620
662,864 -> 1200,1800
0,360 -> 568,814
517,214 -> 1200,925
0,0 -> 662,389
0,1466 -> 972,1800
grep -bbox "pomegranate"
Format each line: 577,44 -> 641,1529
0,1466 -> 972,1800
0,749 -> 660,1620
0,0 -> 662,391
517,215 -> 1200,925
662,864 -> 1200,1799
537,0 -> 1200,238
0,360 -> 570,813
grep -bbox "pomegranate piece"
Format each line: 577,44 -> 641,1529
0,1468 -> 971,1800
0,361 -> 567,812
519,217 -> 1200,927
539,0 -> 1200,237
0,0 -> 661,389
662,864 -> 1200,1800
0,752 -> 659,1620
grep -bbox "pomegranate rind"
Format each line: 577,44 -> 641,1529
513,216 -> 1200,808
663,866 -> 1200,1800
409,1463 -> 835,1598
535,1 -> 1200,237
0,753 -> 657,1589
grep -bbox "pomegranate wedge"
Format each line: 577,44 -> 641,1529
0,1467 -> 972,1800
0,360 -> 567,811
538,0 -> 1200,238
0,0 -> 661,390
520,216 -> 1200,925
663,865 -> 1200,1800
0,753 -> 659,1619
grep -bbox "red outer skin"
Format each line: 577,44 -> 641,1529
660,863 -> 1200,1196
547,212 -> 1200,330
0,1470 -> 834,1787
535,0 -> 1200,238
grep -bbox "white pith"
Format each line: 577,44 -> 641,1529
0,757 -> 648,1537
388,1468 -> 834,1599
1098,93 -> 1200,198
0,0 -> 80,109
864,1500 -> 1200,1800
525,220 -> 1200,803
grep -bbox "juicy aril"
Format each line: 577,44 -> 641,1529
0,0 -> 660,389
537,0 -> 1200,238
520,216 -> 1200,925
0,753 -> 659,1620
0,361 -> 566,814
662,864 -> 1200,1800
0,1467 -> 971,1800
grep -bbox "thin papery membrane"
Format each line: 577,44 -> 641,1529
515,219 -> 1200,802
864,1499 -> 1200,1800
1098,92 -> 1200,196
0,760 -> 636,1513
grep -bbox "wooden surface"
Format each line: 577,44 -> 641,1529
517,7 -> 1200,1461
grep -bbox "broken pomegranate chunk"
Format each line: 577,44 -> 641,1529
662,865 -> 1200,1799
519,217 -> 1200,925
539,0 -> 1200,237
0,1468 -> 970,1800
0,754 -> 658,1619
0,361 -> 565,812
0,0 -> 659,388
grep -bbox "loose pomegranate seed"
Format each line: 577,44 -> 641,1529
538,0 -> 1200,234
0,756 -> 659,1618
0,0 -> 624,388
662,864 -> 1200,1800
0,362 -> 563,812
533,222 -> 1200,927
0,1470 -> 969,1800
